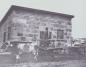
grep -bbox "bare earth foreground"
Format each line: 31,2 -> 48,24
0,51 -> 86,67
0,60 -> 86,67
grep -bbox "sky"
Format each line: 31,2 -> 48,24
0,0 -> 86,39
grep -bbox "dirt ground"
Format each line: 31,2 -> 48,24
0,52 -> 86,67
0,60 -> 86,67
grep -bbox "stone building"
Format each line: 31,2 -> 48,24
0,5 -> 74,49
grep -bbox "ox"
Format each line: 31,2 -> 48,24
16,41 -> 39,61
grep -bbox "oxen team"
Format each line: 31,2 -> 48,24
17,41 -> 39,61
2,41 -> 39,61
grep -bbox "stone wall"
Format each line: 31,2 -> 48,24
0,10 -> 72,48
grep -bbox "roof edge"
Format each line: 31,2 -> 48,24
0,6 -> 13,27
12,5 -> 74,18
0,5 -> 74,28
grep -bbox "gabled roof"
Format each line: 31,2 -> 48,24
0,5 -> 74,27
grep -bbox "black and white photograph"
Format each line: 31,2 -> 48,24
0,0 -> 86,67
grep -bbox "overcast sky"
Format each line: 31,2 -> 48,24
0,0 -> 86,39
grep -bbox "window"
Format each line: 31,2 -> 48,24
3,32 -> 6,42
66,29 -> 71,32
8,26 -> 11,40
40,31 -> 45,39
17,33 -> 23,36
48,32 -> 52,39
29,34 -> 33,37
67,22 -> 71,25
20,37 -> 26,41
57,29 -> 64,39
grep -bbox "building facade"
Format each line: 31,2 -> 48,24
0,5 -> 74,49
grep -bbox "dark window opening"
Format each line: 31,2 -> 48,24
57,29 -> 64,39
40,27 -> 52,47
20,37 -> 26,41
67,22 -> 71,25
17,33 -> 23,36
8,26 -> 11,40
3,32 -> 6,42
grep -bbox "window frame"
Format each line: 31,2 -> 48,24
57,29 -> 64,39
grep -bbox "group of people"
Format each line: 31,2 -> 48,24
1,41 -> 39,62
